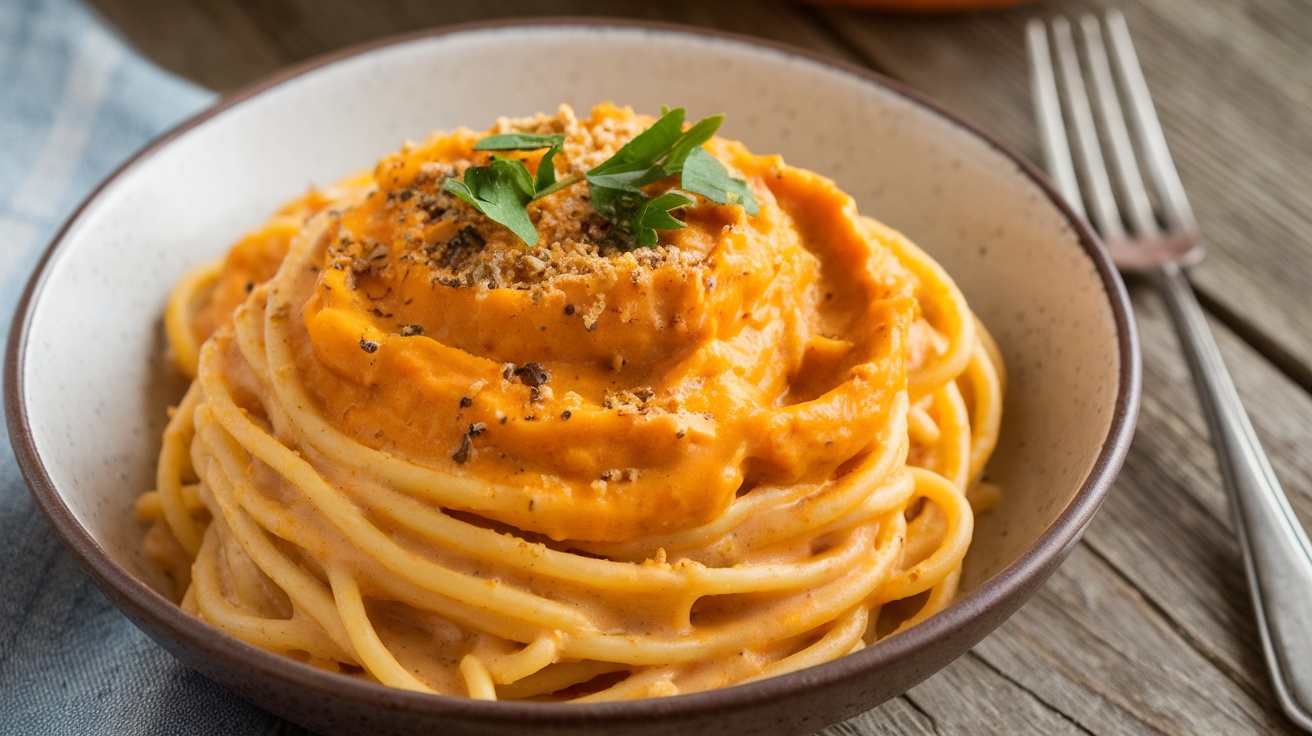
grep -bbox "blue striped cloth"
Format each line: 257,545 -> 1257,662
0,1 -> 298,733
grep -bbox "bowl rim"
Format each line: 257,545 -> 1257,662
4,16 -> 1140,727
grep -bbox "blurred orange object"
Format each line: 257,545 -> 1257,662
803,0 -> 1033,11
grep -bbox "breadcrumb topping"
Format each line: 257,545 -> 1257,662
330,105 -> 712,298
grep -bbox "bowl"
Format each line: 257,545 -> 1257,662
5,20 -> 1138,736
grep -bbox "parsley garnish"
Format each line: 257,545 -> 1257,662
441,108 -> 760,248
440,133 -> 578,247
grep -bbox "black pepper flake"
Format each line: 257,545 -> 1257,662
529,386 -> 541,403
400,324 -> 425,337
468,422 -> 487,437
513,363 -> 551,387
560,410 -> 572,421
399,189 -> 413,202
563,304 -> 576,316
359,338 -> 379,354
245,281 -> 255,293
499,416 -> 508,425
524,415 -> 536,421
418,195 -> 446,220
448,225 -> 486,251
459,396 -> 473,408
502,364 -> 516,380
452,434 -> 473,464
676,429 -> 686,439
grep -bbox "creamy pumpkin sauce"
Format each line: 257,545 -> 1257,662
198,104 -> 913,542
144,103 -> 1001,700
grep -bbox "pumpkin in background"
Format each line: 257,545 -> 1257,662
802,0 -> 1033,11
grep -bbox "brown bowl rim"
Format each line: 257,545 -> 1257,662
5,17 -> 1140,729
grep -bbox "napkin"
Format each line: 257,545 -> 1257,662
0,1 -> 296,733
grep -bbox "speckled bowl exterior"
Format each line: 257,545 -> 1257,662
6,20 -> 1139,736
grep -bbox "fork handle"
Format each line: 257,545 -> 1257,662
1150,262 -> 1312,730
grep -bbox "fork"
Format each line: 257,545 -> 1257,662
1028,12 -> 1312,729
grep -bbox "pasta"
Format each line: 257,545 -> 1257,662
138,104 -> 1004,701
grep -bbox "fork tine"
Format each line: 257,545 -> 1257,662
1105,10 -> 1198,235
1026,19 -> 1084,220
1050,17 -> 1125,242
1080,14 -> 1159,237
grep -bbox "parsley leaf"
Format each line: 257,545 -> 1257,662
588,110 -> 688,180
441,157 -> 538,246
474,133 -> 564,151
585,108 -> 758,249
469,133 -> 577,199
443,109 -> 760,249
474,133 -> 570,194
443,134 -> 577,245
682,147 -> 760,216
649,115 -> 723,182
633,191 -> 694,247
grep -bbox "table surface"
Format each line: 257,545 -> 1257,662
85,0 -> 1312,732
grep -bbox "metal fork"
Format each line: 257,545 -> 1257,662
1028,12 -> 1312,729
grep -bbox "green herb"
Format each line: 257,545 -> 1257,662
583,108 -> 759,248
632,191 -> 694,247
474,133 -> 581,198
441,158 -> 539,246
682,147 -> 760,214
438,134 -> 571,245
442,108 -> 759,248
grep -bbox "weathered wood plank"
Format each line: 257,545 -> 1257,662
900,648 -> 1092,734
813,0 -> 1312,390
87,0 -> 861,92
829,695 -> 937,735
974,545 -> 1284,734
871,285 -> 1312,735
1076,283 -> 1312,702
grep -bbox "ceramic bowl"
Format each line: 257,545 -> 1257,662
6,20 -> 1138,736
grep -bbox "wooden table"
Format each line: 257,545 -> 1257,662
86,0 -> 1312,732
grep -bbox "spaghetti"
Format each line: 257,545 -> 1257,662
138,104 -> 1004,701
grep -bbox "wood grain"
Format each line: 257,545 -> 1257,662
814,0 -> 1312,390
80,0 -> 1312,733
88,0 -> 861,90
